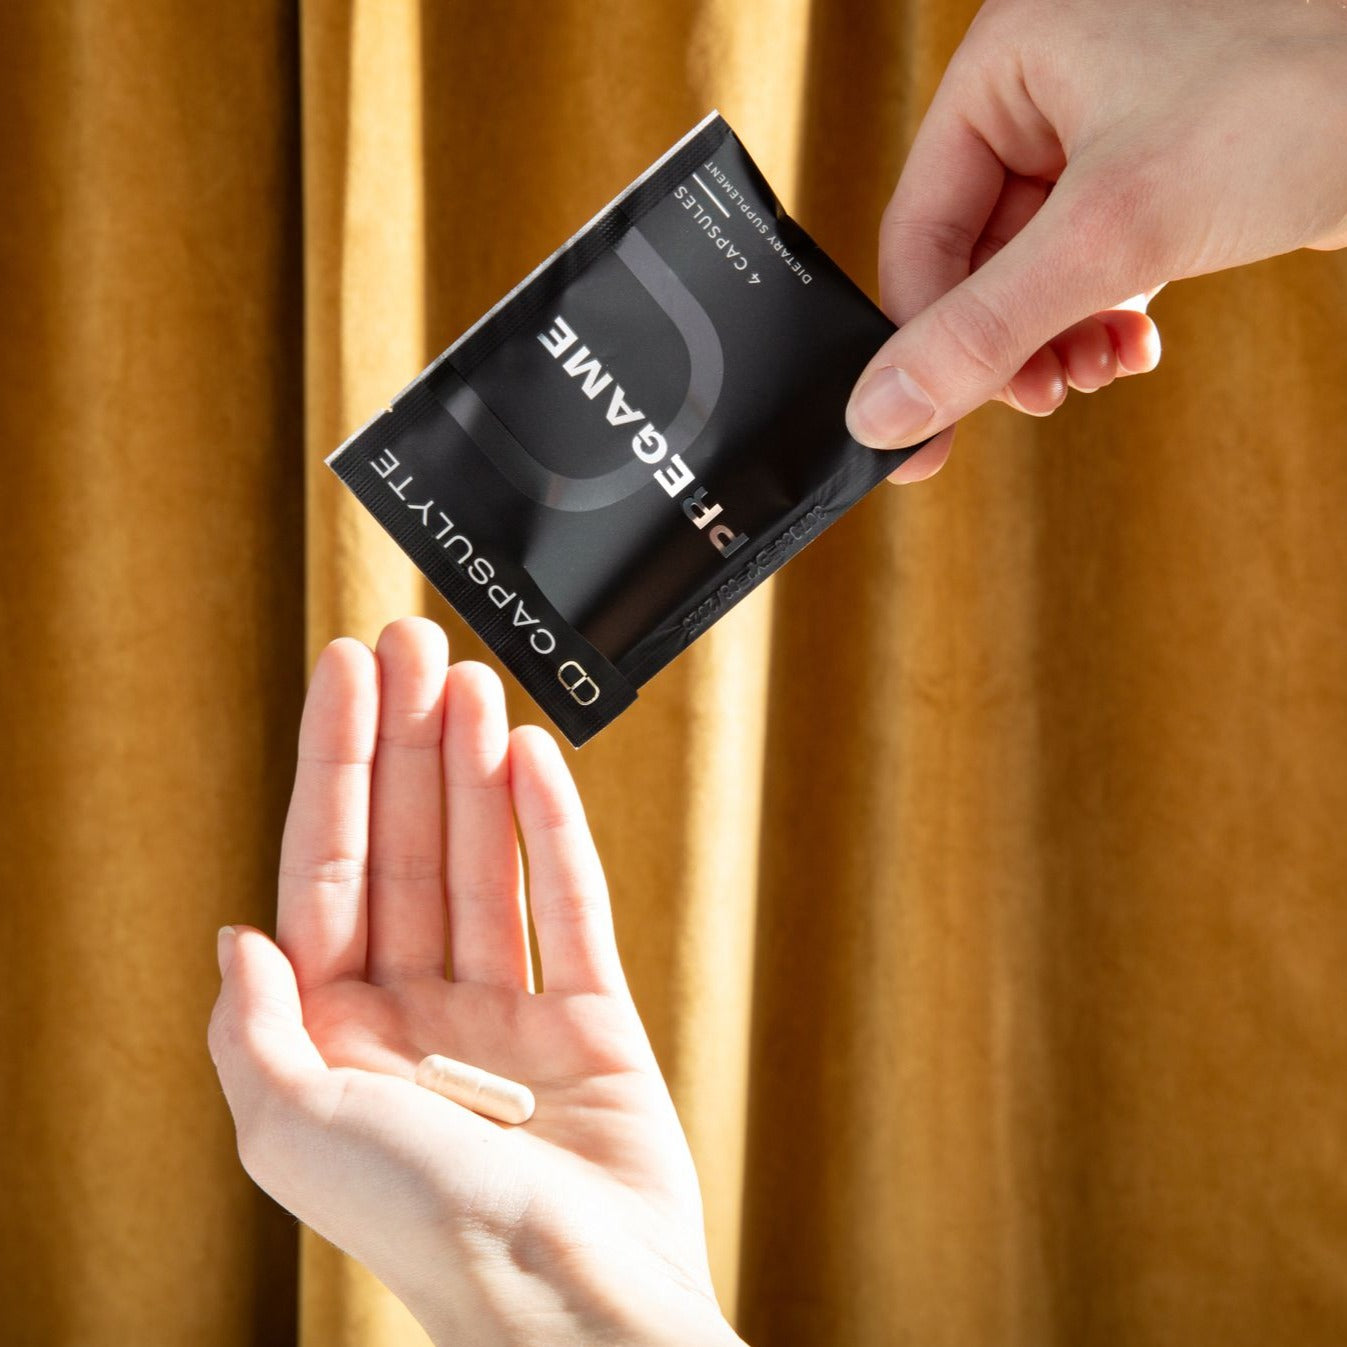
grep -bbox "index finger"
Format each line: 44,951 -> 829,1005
879,104 -> 1006,323
879,37 -> 1065,324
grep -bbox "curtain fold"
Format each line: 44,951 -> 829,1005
0,3 -> 305,1343
3,1 -> 1346,1344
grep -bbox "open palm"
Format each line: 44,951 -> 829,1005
209,619 -> 734,1347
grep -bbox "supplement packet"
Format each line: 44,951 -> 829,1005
327,111 -> 922,745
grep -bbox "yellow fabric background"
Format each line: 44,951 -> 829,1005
3,1 -> 1346,1344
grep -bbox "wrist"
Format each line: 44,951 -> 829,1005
419,1295 -> 743,1347
603,1293 -> 745,1347
411,1236 -> 744,1347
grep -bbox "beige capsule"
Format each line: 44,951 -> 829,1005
414,1054 -> 536,1125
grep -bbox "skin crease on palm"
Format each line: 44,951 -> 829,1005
852,0 -> 1347,483
209,618 -> 746,1347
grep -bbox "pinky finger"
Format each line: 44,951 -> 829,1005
1098,308 -> 1162,376
510,726 -> 626,996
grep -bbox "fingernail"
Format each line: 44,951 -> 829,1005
846,366 -> 936,448
217,926 -> 237,977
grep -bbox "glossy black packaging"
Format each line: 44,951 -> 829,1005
328,112 -> 921,745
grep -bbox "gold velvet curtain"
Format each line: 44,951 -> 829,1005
3,2 -> 1346,1344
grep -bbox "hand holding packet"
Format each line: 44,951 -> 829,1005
327,111 -> 924,745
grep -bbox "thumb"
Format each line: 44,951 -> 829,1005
847,175 -> 1149,449
207,925 -> 331,1146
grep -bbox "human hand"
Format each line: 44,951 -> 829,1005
846,0 -> 1347,480
208,618 -> 742,1347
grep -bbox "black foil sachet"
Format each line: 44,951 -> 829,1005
327,111 -> 924,745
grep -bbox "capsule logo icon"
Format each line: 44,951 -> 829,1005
558,660 -> 600,706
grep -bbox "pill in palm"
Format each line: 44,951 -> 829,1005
414,1054 -> 536,1125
